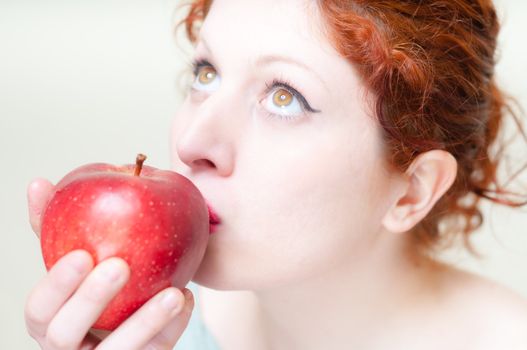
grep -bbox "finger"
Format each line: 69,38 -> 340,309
45,257 -> 130,350
148,288 -> 195,349
27,177 -> 55,236
25,250 -> 94,339
96,287 -> 190,350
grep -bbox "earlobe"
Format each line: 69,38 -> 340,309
381,150 -> 458,234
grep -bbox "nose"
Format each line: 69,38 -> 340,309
173,91 -> 240,177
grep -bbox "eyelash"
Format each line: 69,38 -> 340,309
190,58 -> 320,121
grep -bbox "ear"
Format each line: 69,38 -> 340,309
381,150 -> 458,234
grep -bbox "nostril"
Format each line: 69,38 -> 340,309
192,159 -> 215,168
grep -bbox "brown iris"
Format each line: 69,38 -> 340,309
273,88 -> 293,107
198,66 -> 216,84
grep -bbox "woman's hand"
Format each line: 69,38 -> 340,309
25,178 -> 195,349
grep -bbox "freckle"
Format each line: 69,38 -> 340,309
73,197 -> 78,202
139,213 -> 144,218
149,201 -> 154,206
168,251 -> 173,256
155,225 -> 159,230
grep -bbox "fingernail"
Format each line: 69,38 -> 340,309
160,290 -> 180,310
68,250 -> 92,274
98,260 -> 123,282
183,288 -> 193,302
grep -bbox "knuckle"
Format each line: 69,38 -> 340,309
132,300 -> 178,339
77,282 -> 110,304
24,303 -> 41,325
25,323 -> 44,342
50,277 -> 75,296
79,261 -> 127,303
144,343 -> 163,350
78,274 -> 121,304
25,296 -> 48,327
137,310 -> 164,336
146,330 -> 180,350
49,267 -> 81,295
46,323 -> 75,350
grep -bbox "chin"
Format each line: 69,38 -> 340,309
189,226 -> 316,292
189,242 -> 273,291
190,247 -> 306,293
190,242 -> 250,291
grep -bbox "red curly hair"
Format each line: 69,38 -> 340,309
176,0 -> 527,257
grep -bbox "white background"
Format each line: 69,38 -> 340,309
0,0 -> 525,348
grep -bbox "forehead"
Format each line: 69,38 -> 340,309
200,0 -> 332,64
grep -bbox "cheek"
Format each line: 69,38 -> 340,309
195,124 -> 390,290
254,119 -> 387,233
257,139 -> 382,260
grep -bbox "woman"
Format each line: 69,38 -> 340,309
25,0 -> 527,349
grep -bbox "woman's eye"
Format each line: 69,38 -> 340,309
191,61 -> 221,92
263,87 -> 304,118
262,80 -> 321,121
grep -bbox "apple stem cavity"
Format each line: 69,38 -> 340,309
134,154 -> 147,176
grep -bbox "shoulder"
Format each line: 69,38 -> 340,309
438,265 -> 527,349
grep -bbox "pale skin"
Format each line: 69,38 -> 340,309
26,0 -> 527,349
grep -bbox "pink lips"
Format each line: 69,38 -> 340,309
206,201 -> 221,234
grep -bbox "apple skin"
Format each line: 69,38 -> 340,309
40,160 -> 209,330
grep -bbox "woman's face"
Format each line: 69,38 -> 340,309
170,0 -> 401,291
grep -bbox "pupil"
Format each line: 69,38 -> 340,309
275,89 -> 292,106
199,68 -> 215,84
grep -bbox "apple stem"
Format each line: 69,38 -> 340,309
134,154 -> 147,176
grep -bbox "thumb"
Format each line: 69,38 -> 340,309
27,178 -> 55,237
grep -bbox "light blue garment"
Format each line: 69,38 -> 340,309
173,281 -> 221,350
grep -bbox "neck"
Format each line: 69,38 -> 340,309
252,231 -> 444,350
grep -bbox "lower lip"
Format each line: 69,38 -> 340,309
206,202 -> 221,234
209,223 -> 219,234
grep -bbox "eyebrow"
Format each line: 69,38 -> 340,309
199,37 -> 329,92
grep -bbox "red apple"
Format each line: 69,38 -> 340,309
40,154 -> 210,330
